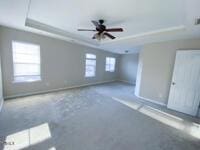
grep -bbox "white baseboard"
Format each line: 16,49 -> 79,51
135,94 -> 166,106
5,80 -> 116,100
0,99 -> 3,112
117,79 -> 135,85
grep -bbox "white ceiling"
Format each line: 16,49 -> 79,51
0,0 -> 200,53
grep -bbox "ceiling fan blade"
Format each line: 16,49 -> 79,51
78,29 -> 96,31
91,20 -> 100,28
104,32 -> 116,39
105,28 -> 123,32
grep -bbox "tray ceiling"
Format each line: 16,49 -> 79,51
0,0 -> 200,53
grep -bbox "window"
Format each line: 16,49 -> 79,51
12,41 -> 41,83
85,53 -> 96,77
106,57 -> 116,72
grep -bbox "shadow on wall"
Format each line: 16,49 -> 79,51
112,97 -> 200,140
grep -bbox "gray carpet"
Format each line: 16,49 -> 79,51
0,82 -> 200,150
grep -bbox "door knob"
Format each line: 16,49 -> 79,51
172,82 -> 176,85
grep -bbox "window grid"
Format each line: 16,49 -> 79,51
85,53 -> 96,77
106,57 -> 116,72
12,41 -> 41,83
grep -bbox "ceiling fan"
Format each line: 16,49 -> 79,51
78,20 -> 123,40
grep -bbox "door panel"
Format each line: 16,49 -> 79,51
168,50 -> 200,116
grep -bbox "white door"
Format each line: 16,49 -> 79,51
167,50 -> 200,116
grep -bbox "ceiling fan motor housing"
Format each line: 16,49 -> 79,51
96,25 -> 106,32
96,20 -> 106,33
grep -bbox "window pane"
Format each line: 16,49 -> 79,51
110,58 -> 115,65
86,59 -> 96,66
110,65 -> 115,72
86,53 -> 96,59
13,53 -> 40,64
85,66 -> 95,77
14,64 -> 40,76
12,42 -> 40,55
106,57 -> 110,65
106,64 -> 110,71
110,58 -> 116,72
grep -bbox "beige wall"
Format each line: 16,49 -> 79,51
136,38 -> 200,106
119,54 -> 139,84
0,26 -> 119,98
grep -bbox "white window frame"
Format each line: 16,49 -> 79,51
12,41 -> 41,83
85,53 -> 96,77
105,57 -> 116,72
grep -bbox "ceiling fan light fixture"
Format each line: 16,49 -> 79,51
100,32 -> 106,39
94,33 -> 101,41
